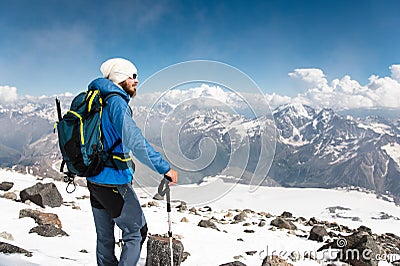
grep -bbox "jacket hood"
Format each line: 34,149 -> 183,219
88,78 -> 130,103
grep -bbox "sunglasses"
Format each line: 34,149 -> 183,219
132,73 -> 137,80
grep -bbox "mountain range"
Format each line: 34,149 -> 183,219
0,89 -> 399,198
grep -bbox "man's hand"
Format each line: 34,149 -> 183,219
165,169 -> 178,185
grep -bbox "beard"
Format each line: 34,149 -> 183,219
119,80 -> 136,98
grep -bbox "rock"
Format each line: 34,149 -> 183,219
219,261 -> 247,266
357,225 -> 372,235
280,211 -> 293,219
234,211 -> 247,222
200,206 -> 212,212
261,255 -> 293,266
176,202 -> 187,212
258,221 -> 266,227
29,224 -> 68,237
2,192 -> 17,201
147,201 -> 159,207
146,235 -> 184,266
0,182 -> 13,191
198,220 -> 220,231
76,195 -> 90,200
189,207 -> 198,214
180,217 -> 189,223
0,241 -> 32,257
20,182 -> 63,208
307,217 -> 319,226
79,249 -> 88,253
377,232 -> 400,254
0,232 -> 14,241
244,229 -> 255,233
309,225 -> 328,242
294,217 -> 307,224
74,178 -> 87,187
225,212 -> 233,218
245,251 -> 257,256
237,238 -> 244,241
318,230 -> 381,266
19,209 -> 62,228
270,217 -> 297,230
242,223 -> 251,226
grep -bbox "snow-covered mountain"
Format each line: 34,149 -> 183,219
0,169 -> 399,265
0,89 -> 400,198
271,104 -> 400,199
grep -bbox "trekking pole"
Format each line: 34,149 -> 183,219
158,175 -> 174,266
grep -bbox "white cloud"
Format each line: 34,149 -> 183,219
0,86 -> 18,103
265,93 -> 292,107
125,65 -> 400,111
288,68 -> 331,92
286,65 -> 400,110
390,64 -> 400,82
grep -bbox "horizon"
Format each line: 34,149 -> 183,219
3,81 -> 400,112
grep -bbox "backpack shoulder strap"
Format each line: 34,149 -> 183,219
103,92 -> 122,103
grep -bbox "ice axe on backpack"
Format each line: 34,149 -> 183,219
55,97 -> 76,193
158,175 -> 174,265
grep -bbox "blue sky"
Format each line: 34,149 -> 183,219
1,0 -> 400,97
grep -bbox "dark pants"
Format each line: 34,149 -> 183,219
88,182 -> 147,266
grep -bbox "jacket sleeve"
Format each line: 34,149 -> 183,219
108,96 -> 171,174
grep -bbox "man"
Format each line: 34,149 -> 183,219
86,58 -> 178,266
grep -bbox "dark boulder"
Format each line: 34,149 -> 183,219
308,225 -> 328,242
146,235 -> 184,266
20,182 -> 63,208
270,217 -> 297,230
0,181 -> 13,191
29,224 -> 68,237
318,228 -> 381,266
279,211 -> 293,219
0,241 -> 32,257
234,211 -> 247,222
198,220 -> 220,231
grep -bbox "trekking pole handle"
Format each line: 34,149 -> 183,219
158,176 -> 171,196
158,175 -> 172,212
164,174 -> 173,182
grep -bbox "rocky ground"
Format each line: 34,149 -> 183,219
0,176 -> 400,266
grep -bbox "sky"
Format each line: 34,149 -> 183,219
1,0 -> 400,109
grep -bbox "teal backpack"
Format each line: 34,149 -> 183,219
55,89 -> 130,192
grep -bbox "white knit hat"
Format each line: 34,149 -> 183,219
100,58 -> 137,84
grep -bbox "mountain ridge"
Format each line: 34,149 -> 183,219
0,94 -> 399,198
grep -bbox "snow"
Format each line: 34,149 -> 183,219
274,103 -> 313,119
357,122 -> 394,136
0,169 -> 399,265
382,142 -> 400,168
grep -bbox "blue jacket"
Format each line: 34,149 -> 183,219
86,78 -> 171,185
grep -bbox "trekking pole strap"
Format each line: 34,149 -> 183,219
64,173 -> 76,193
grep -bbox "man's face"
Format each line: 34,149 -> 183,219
120,76 -> 138,98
